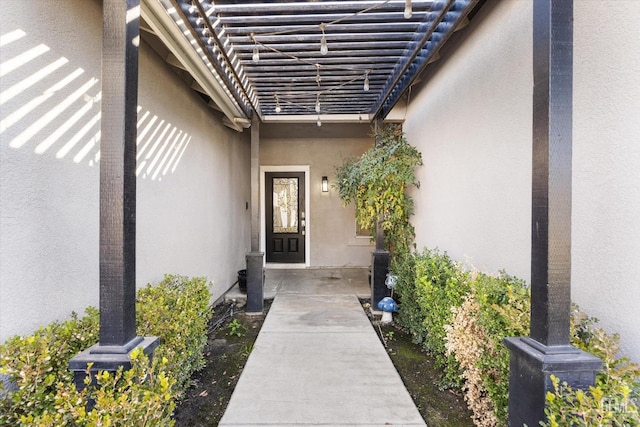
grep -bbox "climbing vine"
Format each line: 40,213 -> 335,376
335,124 -> 423,259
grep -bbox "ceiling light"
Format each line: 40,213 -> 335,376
404,0 -> 413,19
275,95 -> 281,113
319,24 -> 328,55
250,34 -> 260,63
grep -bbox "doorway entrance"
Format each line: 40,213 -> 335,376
263,169 -> 309,264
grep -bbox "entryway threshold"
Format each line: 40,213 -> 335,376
265,263 -> 308,269
219,268 -> 426,427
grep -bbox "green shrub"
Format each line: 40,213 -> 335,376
392,252 -> 421,339
136,274 -> 212,397
394,248 -> 471,389
0,308 -> 99,425
447,273 -> 639,427
475,272 -> 530,424
27,348 -> 176,426
0,274 -> 212,425
335,124 -> 423,260
396,246 -> 639,427
542,315 -> 640,427
416,249 -> 470,389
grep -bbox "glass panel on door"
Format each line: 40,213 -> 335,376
273,178 -> 299,234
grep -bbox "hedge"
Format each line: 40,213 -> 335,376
0,274 -> 212,426
392,248 -> 639,427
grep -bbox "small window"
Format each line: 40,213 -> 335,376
355,220 -> 373,239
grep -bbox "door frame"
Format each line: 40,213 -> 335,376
260,165 -> 310,268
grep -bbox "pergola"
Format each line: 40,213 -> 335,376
141,0 -> 482,128
69,1 -> 602,425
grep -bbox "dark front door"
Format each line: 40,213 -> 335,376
266,172 -> 305,263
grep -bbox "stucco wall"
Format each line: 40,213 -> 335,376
404,0 -> 533,281
0,0 -> 251,342
404,0 -> 640,362
260,123 -> 374,267
135,38 -> 251,299
572,0 -> 640,362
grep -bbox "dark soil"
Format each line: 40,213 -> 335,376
361,301 -> 474,427
173,297 -> 472,426
172,299 -> 272,426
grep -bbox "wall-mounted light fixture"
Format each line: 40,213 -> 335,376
322,176 -> 329,192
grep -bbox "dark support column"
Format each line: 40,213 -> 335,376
246,114 -> 264,313
504,1 -> 600,425
530,0 -> 573,349
69,0 -> 158,391
250,115 -> 261,254
371,221 -> 390,309
371,118 -> 390,308
246,251 -> 264,313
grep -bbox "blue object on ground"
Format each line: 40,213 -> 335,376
377,296 -> 398,312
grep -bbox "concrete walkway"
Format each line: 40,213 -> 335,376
219,268 -> 426,427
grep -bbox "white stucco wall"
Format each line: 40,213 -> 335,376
135,38 -> 251,299
260,123 -> 374,267
572,1 -> 640,362
404,0 -> 640,362
0,0 -> 251,342
404,0 -> 533,281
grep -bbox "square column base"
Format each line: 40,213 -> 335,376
371,249 -> 390,309
69,336 -> 159,392
246,252 -> 264,314
504,337 -> 602,426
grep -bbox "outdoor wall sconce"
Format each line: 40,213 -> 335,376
322,176 -> 329,192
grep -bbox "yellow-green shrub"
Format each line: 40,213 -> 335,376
542,316 -> 640,427
334,124 -> 423,260
0,275 -> 212,425
393,253 -> 421,339
396,247 -> 639,427
28,348 -> 176,426
136,274 -> 212,396
0,308 -> 99,425
394,248 -> 471,389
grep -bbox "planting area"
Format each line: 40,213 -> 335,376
173,297 -> 473,426
173,299 -> 271,426
2,268 -> 636,426
363,303 -> 474,426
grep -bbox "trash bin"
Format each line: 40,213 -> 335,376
238,269 -> 247,293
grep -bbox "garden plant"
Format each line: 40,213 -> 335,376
0,274 -> 212,426
393,248 -> 640,427
335,123 -> 423,260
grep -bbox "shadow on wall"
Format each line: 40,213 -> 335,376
1,28 -> 190,180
